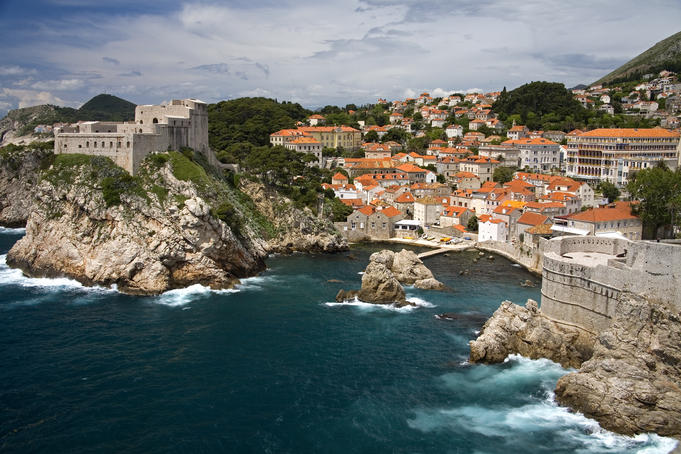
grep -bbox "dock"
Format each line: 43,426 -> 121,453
417,243 -> 471,259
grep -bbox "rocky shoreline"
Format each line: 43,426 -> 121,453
470,295 -> 681,438
2,148 -> 346,295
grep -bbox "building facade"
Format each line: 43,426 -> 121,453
55,99 -> 210,175
565,128 -> 680,186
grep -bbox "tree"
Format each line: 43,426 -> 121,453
467,215 -> 479,232
436,174 -> 446,184
330,197 -> 353,222
627,162 -> 681,238
364,130 -> 379,142
598,181 -> 620,203
493,166 -> 517,184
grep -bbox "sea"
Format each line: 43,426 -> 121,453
0,228 -> 677,453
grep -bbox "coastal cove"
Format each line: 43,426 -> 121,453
0,230 -> 676,453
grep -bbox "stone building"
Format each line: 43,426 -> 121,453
54,99 -> 212,175
414,196 -> 443,227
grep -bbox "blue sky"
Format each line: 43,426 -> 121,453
1,0 -> 680,114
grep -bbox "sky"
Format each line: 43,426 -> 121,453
0,0 -> 680,115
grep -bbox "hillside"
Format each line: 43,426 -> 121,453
0,94 -> 136,146
207,97 -> 310,151
595,30 -> 681,85
492,82 -> 588,131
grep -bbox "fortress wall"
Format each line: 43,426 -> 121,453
540,237 -> 681,334
475,240 -> 544,274
55,133 -> 136,174
541,254 -> 620,333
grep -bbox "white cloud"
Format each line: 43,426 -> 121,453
3,0 -> 681,109
31,79 -> 85,91
0,88 -> 74,109
0,65 -> 37,76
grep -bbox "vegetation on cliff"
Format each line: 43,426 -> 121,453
595,30 -> 681,85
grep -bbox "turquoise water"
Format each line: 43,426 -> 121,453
0,230 -> 676,453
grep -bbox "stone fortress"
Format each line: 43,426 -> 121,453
54,99 -> 219,175
540,235 -> 681,334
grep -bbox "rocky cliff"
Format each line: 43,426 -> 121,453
0,143 -> 54,226
240,180 -> 346,254
470,295 -> 681,437
6,151 -> 345,295
555,293 -> 681,437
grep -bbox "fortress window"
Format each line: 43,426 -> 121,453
78,144 -> 82,148
140,120 -> 143,124
110,142 -> 113,148
63,143 -> 67,148
94,142 -> 97,147
127,142 -> 130,148
86,141 -> 89,147
153,118 -> 158,124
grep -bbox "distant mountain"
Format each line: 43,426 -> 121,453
0,94 -> 136,145
77,94 -> 136,121
595,30 -> 681,85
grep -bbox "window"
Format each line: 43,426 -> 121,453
153,118 -> 159,124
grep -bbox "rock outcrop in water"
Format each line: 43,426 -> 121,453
469,299 -> 593,369
0,143 -> 53,226
336,249 -> 443,306
470,294 -> 681,437
6,151 -> 346,295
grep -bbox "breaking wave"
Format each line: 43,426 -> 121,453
408,355 -> 677,453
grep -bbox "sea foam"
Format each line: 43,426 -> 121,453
153,284 -> 239,307
408,355 -> 678,453
0,226 -> 26,234
324,295 -> 434,313
0,254 -> 114,293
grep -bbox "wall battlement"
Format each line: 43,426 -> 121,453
540,236 -> 681,334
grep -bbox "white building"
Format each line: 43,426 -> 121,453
478,215 -> 507,242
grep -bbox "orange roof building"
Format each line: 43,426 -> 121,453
565,128 -> 680,186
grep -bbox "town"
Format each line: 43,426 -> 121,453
262,71 -> 681,252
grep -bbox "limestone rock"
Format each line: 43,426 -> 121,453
239,180 -> 348,254
357,261 -> 406,304
391,249 -> 435,284
0,145 -> 52,226
414,278 -> 445,290
7,160 -> 268,295
469,299 -> 594,369
555,293 -> 681,437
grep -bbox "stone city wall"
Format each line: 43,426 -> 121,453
540,236 -> 681,335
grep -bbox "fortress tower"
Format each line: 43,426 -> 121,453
54,99 -> 209,175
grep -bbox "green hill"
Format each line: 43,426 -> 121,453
77,94 -> 136,121
1,94 -> 136,138
492,82 -> 587,130
595,30 -> 681,85
207,97 -> 310,151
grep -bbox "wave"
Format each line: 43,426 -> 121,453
233,274 -> 279,291
0,226 -> 26,234
0,254 -> 115,293
153,284 -> 239,307
324,295 -> 434,313
408,355 -> 677,453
